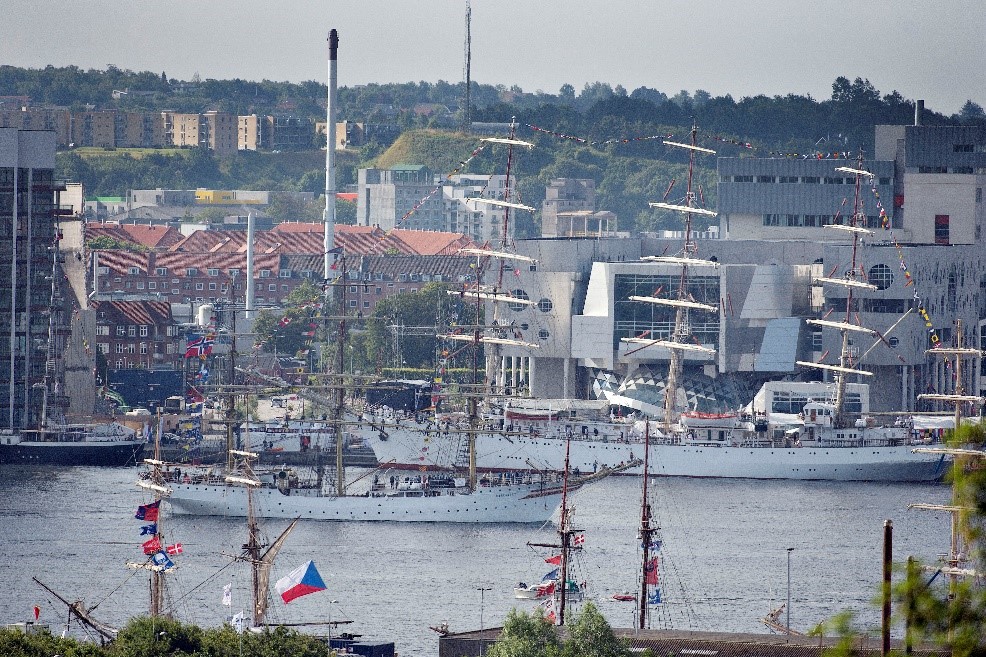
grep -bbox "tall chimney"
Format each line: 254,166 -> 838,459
323,29 -> 338,281
915,99 -> 924,126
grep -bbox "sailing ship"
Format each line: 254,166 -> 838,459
361,137 -> 949,482
0,422 -> 144,466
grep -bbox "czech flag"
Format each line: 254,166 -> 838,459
275,560 -> 326,604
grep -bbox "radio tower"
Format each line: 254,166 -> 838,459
462,0 -> 472,133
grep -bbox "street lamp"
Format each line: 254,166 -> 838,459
786,548 -> 794,636
328,599 -> 338,655
477,586 -> 492,657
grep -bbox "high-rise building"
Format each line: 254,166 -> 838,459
0,128 -> 61,430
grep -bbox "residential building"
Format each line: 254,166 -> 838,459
92,300 -> 181,370
357,166 -> 444,232
541,178 -> 618,238
444,173 -> 514,243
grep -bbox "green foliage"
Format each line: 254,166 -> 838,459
253,280 -> 324,356
362,282 -> 470,373
488,603 -> 630,657
486,608 -> 562,657
86,236 -> 148,252
562,602 -> 632,657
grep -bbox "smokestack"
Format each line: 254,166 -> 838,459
914,99 -> 924,126
323,29 -> 338,281
245,211 -> 255,318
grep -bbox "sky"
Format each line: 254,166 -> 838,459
3,0 -> 984,115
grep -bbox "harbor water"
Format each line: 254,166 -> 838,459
0,464 -> 953,655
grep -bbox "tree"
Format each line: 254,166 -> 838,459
958,100 -> 986,124
486,608 -> 561,657
253,280 -> 324,356
563,602 -> 633,657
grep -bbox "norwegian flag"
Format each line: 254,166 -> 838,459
166,543 -> 184,555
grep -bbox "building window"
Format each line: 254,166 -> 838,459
733,175 -> 753,183
348,299 -> 357,308
208,268 -> 219,276
260,270 -> 271,278
155,267 -> 167,276
349,285 -> 358,293
116,344 -> 124,354
867,264 -> 894,290
934,214 -> 949,245
96,325 -> 110,336
186,267 -> 197,276
778,176 -> 798,183
140,326 -> 149,337
128,326 -> 136,336
209,283 -> 217,291
756,175 -> 775,183
538,298 -> 553,313
137,281 -> 145,289
140,343 -> 148,354
538,329 -> 550,340
196,282 -> 204,291
509,289 -> 530,312
98,343 -> 109,354
129,267 -> 140,275
116,326 -> 126,336
954,144 -> 974,153
279,270 -> 291,278
148,282 -> 156,289
801,176 -> 820,184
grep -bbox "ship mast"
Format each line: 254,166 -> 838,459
911,318 -> 986,611
638,421 -> 654,628
796,157 -> 879,425
132,412 -> 171,617
627,122 -> 718,432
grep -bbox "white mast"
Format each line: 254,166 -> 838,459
323,29 -> 338,279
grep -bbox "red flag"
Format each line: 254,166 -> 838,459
166,543 -> 183,555
544,554 -> 562,565
644,557 -> 659,585
536,581 -> 555,597
33,606 -> 40,621
142,537 -> 162,555
572,533 -> 585,546
279,316 -> 292,327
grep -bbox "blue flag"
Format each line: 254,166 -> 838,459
648,588 -> 662,605
139,523 -> 157,535
152,550 -> 175,571
541,568 -> 559,582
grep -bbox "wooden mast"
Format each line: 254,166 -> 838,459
638,421 -> 654,629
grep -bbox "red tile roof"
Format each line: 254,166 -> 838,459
86,223 -> 185,249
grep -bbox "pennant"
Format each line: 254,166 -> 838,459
275,560 -> 326,604
544,554 -> 562,565
135,500 -> 161,521
139,523 -> 157,536
166,543 -> 183,555
222,583 -> 232,606
142,537 -> 163,555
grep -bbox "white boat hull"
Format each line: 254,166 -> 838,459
166,480 -> 566,524
365,428 -> 949,482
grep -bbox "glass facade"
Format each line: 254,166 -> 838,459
612,272 -> 720,350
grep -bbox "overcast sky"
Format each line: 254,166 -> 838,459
3,0 -> 983,115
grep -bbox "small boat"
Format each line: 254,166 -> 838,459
680,411 -> 739,429
0,423 -> 145,466
513,578 -> 584,601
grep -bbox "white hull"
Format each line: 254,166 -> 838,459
166,480 -> 567,524
365,428 -> 949,482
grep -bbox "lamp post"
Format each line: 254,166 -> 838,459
477,586 -> 492,656
786,548 -> 794,636
328,599 -> 338,655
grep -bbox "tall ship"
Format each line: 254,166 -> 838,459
360,134 -> 949,483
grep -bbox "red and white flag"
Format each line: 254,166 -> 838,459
572,533 -> 585,547
166,543 -> 183,555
